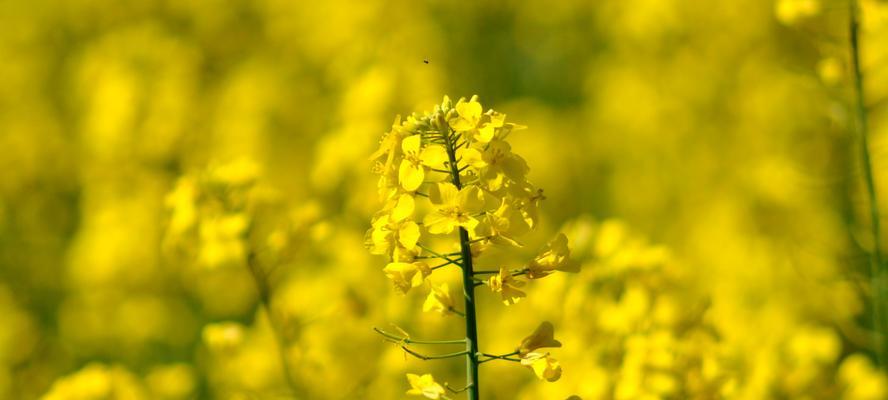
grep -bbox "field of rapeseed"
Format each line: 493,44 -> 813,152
1,0 -> 887,399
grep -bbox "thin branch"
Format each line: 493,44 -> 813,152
448,307 -> 466,317
478,351 -> 522,364
445,382 -> 474,394
417,243 -> 463,266
431,259 -> 460,271
373,327 -> 465,345
472,268 -> 529,277
401,346 -> 469,361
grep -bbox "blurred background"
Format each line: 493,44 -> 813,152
1,0 -> 888,399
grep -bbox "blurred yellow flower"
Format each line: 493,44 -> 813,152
817,57 -> 843,86
518,321 -> 563,356
527,233 -> 579,279
145,364 -> 195,400
422,282 -> 456,315
775,0 -> 820,25
838,354 -> 888,400
383,262 -> 431,294
208,158 -> 260,187
198,213 -> 249,268
486,267 -> 526,305
201,322 -> 245,351
406,373 -> 447,399
520,352 -> 562,382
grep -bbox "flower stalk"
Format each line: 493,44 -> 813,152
849,0 -> 886,367
443,118 -> 482,400
368,96 -> 579,398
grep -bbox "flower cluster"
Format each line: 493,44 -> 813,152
368,96 -> 576,299
368,96 -> 579,397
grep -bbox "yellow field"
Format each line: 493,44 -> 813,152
1,0 -> 887,399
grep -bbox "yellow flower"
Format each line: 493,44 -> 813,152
399,134 -> 448,191
390,193 -> 416,222
366,194 -> 421,260
423,282 -> 455,315
406,373 -> 447,399
838,354 -> 888,400
423,183 -> 491,235
448,96 -> 508,142
458,139 -> 528,191
198,213 -> 249,268
527,233 -> 579,279
448,97 -> 482,133
474,199 -> 530,247
475,111 -> 506,142
372,117 -> 411,199
520,352 -> 562,382
165,176 -> 198,235
370,115 -> 407,161
366,213 -> 420,261
201,322 -> 245,351
486,267 -> 526,305
208,158 -> 260,187
383,262 -> 431,294
775,0 -> 820,25
518,321 -> 563,356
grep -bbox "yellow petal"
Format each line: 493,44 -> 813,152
457,147 -> 487,169
519,321 -> 563,356
391,194 -> 415,221
401,134 -> 421,154
424,212 -> 456,234
430,182 -> 459,206
475,124 -> 496,142
399,160 -> 425,191
398,221 -> 420,249
458,186 -> 486,214
457,100 -> 482,120
420,145 -> 448,169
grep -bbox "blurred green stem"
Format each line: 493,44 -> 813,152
849,0 -> 886,367
246,251 -> 302,395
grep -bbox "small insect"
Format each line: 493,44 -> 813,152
423,58 -> 430,64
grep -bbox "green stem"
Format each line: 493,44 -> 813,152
443,122 -> 481,400
849,0 -> 886,367
246,251 -> 301,395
